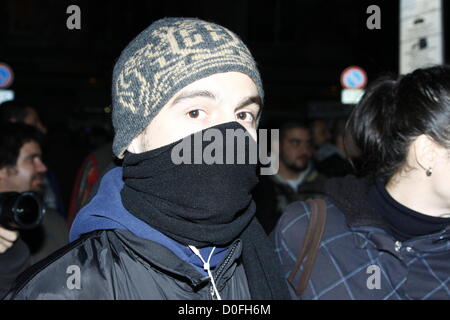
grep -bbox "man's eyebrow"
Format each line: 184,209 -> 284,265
25,153 -> 41,160
171,90 -> 216,106
236,95 -> 262,118
237,95 -> 261,109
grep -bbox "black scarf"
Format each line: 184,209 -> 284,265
121,122 -> 290,299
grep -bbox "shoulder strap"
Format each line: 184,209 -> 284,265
287,198 -> 327,296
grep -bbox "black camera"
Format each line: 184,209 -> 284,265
0,192 -> 45,230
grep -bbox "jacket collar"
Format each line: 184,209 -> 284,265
113,229 -> 243,288
325,175 -> 389,229
326,175 -> 450,252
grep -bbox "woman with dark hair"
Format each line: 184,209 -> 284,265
273,65 -> 450,300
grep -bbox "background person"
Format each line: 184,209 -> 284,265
312,119 -> 354,178
254,121 -> 326,234
0,123 -> 68,264
67,142 -> 114,227
0,101 -> 65,218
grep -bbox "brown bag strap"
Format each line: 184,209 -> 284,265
287,199 -> 327,296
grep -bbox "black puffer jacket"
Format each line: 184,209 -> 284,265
6,229 -> 250,300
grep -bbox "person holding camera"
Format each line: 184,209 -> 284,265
0,123 -> 45,297
0,123 -> 68,273
0,101 -> 66,219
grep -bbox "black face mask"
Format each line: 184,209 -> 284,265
121,121 -> 259,247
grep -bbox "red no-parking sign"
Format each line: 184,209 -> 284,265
340,66 -> 367,89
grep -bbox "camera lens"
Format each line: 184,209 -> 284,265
0,192 -> 45,230
14,193 -> 43,228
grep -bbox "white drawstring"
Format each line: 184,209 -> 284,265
188,245 -> 222,300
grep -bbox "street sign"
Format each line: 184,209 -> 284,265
0,63 -> 14,89
340,66 -> 367,89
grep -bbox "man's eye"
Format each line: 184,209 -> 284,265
236,111 -> 255,122
187,110 -> 204,119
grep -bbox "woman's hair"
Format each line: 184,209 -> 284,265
346,65 -> 450,181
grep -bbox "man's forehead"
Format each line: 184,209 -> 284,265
286,127 -> 311,139
172,72 -> 259,99
19,141 -> 42,156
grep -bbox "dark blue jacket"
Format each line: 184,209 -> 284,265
273,176 -> 450,300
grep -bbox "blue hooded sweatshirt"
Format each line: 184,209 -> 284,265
69,167 -> 228,276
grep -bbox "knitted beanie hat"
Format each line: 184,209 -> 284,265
111,17 -> 263,159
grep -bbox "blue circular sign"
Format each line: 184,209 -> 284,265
341,66 -> 367,89
0,63 -> 14,89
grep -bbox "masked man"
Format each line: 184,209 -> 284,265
6,18 -> 289,300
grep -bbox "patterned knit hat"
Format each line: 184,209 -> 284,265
112,17 -> 263,159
